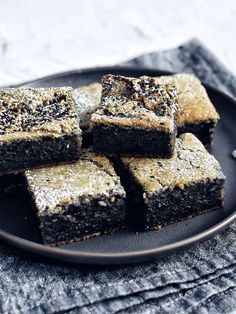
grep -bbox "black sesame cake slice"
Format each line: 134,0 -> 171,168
119,133 -> 225,231
73,83 -> 102,147
91,75 -> 178,158
0,87 -> 82,175
157,74 -> 220,145
24,151 -> 126,246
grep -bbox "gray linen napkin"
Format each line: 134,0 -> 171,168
1,38 -> 236,314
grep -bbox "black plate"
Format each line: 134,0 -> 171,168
0,67 -> 236,265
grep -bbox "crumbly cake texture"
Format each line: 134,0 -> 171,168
91,74 -> 179,157
157,74 -> 220,144
0,87 -> 82,175
119,133 -> 225,230
24,150 -> 126,246
73,83 -> 102,147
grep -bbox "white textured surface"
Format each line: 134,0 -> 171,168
0,0 -> 235,86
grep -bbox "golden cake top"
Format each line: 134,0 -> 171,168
157,74 -> 220,125
25,151 -> 125,214
91,75 -> 178,131
0,87 -> 81,141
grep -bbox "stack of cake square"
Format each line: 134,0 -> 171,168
0,86 -> 126,245
0,74 -> 225,246
90,74 -> 225,231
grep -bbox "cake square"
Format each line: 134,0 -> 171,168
157,74 -> 220,144
0,87 -> 82,175
24,151 -> 126,246
73,83 -> 102,147
91,75 -> 179,157
120,133 -> 225,230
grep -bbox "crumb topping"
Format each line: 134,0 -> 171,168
25,151 -> 125,214
122,133 -> 225,195
0,87 -> 80,138
157,74 -> 220,125
91,75 -> 178,130
73,83 -> 102,129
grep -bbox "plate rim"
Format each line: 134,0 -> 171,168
0,66 -> 236,265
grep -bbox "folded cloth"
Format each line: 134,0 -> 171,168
121,38 -> 236,100
1,38 -> 236,314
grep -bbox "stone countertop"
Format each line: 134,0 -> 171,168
0,0 -> 235,86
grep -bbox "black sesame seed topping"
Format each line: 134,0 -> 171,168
97,75 -> 178,120
0,87 -> 77,134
